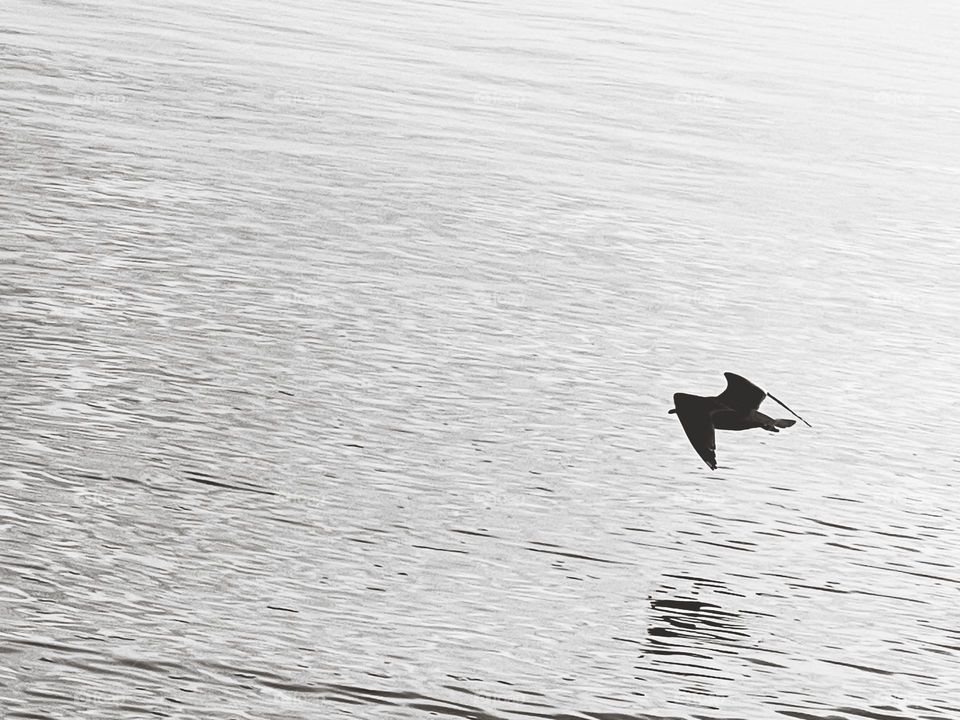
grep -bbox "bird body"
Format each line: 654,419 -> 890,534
669,372 -> 809,470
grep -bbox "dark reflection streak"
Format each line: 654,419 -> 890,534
740,610 -> 780,620
833,706 -> 915,720
918,559 -> 954,568
786,583 -> 845,594
198,660 -> 288,682
525,547 -> 624,565
917,622 -> 960,637
825,542 -> 863,551
712,589 -> 749,601
183,476 -> 278,495
823,659 -> 933,679
651,600 -> 722,612
688,511 -> 761,525
656,622 -> 750,639
775,529 -> 828,537
693,539 -> 756,553
923,640 -> 960,652
762,572 -> 803,580
652,658 -> 727,674
802,517 -> 860,531
325,696 -> 366,707
443,685 -> 546,708
648,638 -> 741,656
640,665 -> 734,681
787,583 -> 927,605
661,574 -> 727,586
627,540 -> 685,553
74,472 -> 144,486
260,680 -> 325,694
642,647 -> 714,661
852,562 -> 960,585
411,545 -> 469,554
265,516 -> 314,528
322,686 -> 511,720
39,656 -> 146,680
742,656 -> 787,668
775,711 -> 838,720
20,690 -> 75,703
9,638 -> 100,655
326,682 -> 423,701
407,702 -> 484,716
872,529 -> 922,540
450,529 -> 499,538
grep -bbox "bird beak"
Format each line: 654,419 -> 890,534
668,409 -> 676,414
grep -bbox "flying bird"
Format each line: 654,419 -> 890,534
669,372 -> 811,470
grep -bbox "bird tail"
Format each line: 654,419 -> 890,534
774,418 -> 796,428
766,392 -> 812,427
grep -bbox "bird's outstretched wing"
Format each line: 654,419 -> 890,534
716,372 -> 766,412
672,393 -> 717,470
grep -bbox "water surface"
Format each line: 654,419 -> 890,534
3,0 -> 960,718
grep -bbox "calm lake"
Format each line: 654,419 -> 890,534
3,0 -> 960,718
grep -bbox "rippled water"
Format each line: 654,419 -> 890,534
3,0 -> 960,718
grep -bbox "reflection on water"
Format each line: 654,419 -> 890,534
3,0 -> 960,718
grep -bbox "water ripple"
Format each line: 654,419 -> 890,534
4,0 -> 960,717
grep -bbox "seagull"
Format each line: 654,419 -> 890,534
669,372 -> 811,470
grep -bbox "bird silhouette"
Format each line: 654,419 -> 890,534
669,372 -> 811,470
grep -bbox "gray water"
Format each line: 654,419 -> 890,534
3,0 -> 960,718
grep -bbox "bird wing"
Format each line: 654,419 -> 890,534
716,372 -> 766,412
672,393 -> 718,470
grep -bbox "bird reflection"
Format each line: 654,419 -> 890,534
647,597 -> 748,644
629,581 -> 754,684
